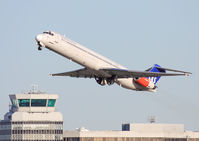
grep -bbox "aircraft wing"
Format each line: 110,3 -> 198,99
51,68 -> 96,78
100,68 -> 191,78
51,68 -> 191,79
51,68 -> 111,78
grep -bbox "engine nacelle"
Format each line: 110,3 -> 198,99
134,77 -> 155,89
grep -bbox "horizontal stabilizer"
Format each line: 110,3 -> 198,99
155,67 -> 192,75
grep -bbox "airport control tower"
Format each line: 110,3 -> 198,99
0,90 -> 63,141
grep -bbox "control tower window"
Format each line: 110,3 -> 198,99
11,99 -> 18,108
31,99 -> 47,107
48,99 -> 56,107
18,99 -> 30,107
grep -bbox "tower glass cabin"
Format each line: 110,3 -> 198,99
0,92 -> 63,141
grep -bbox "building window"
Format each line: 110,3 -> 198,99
31,99 -> 47,107
122,124 -> 130,131
48,99 -> 56,107
11,99 -> 18,107
18,99 -> 30,107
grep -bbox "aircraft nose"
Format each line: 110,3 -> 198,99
35,34 -> 43,41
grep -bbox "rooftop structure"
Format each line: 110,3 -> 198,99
64,123 -> 199,141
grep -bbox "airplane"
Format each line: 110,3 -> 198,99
35,30 -> 191,92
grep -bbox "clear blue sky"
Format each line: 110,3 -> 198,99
0,0 -> 199,131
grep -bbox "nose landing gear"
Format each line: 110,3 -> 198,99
38,46 -> 42,51
37,41 -> 43,51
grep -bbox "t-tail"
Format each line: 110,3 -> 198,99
133,64 -> 166,92
134,64 -> 191,92
147,64 -> 166,84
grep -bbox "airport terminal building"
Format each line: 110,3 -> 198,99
64,123 -> 199,141
0,92 -> 63,141
0,91 -> 199,141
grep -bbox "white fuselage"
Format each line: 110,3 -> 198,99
36,32 -> 149,91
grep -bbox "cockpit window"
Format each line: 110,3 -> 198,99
43,31 -> 54,36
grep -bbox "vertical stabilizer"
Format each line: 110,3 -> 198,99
147,64 -> 166,84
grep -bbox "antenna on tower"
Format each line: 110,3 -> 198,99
148,116 -> 157,123
31,84 -> 38,94
27,84 -> 46,94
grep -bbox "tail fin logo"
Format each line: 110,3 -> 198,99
147,64 -> 166,84
148,77 -> 157,84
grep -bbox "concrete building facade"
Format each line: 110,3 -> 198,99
0,92 -> 63,141
64,123 -> 199,141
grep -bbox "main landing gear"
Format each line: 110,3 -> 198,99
95,76 -> 116,86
